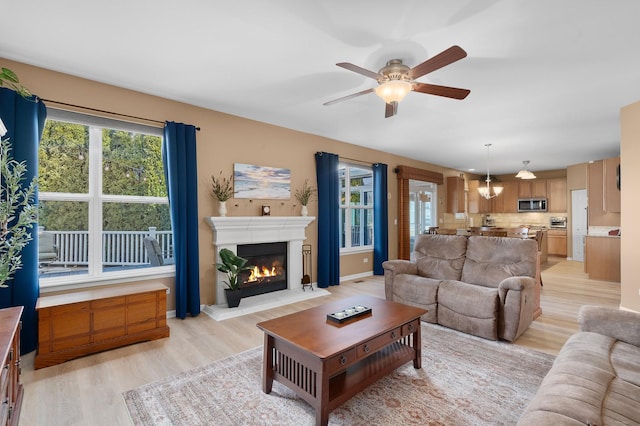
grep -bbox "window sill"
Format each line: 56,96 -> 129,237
39,265 -> 175,293
340,247 -> 374,256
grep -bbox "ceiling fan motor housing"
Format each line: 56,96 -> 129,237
377,59 -> 411,83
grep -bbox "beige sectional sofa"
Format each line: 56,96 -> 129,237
382,234 -> 538,341
518,305 -> 640,425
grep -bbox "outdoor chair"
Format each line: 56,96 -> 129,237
38,229 -> 58,266
143,237 -> 174,266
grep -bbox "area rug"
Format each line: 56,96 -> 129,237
123,323 -> 554,425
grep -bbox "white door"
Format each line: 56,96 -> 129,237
571,189 -> 588,261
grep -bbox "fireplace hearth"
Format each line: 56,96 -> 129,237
238,242 -> 287,297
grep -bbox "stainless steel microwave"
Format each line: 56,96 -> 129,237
518,198 -> 547,212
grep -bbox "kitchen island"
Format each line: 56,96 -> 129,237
585,235 -> 621,282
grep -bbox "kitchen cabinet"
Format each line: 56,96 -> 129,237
491,181 -> 518,213
585,236 -> 620,282
468,180 -> 490,213
603,157 -> 620,213
518,179 -> 547,198
588,160 -> 620,226
547,229 -> 567,257
446,176 -> 465,213
546,178 -> 567,213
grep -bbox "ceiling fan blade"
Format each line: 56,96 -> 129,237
413,82 -> 470,100
409,45 -> 467,79
323,88 -> 375,106
385,101 -> 398,118
336,62 -> 381,80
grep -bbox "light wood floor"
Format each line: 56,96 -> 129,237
19,258 -> 620,426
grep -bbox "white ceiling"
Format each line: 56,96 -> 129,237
1,0 -> 638,175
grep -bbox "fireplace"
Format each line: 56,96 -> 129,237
205,216 -> 315,307
237,242 -> 287,297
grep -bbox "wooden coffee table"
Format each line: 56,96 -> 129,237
256,295 -> 427,426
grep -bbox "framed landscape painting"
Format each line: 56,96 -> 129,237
233,163 -> 291,199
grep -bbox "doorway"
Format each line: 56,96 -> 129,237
571,189 -> 588,261
409,180 -> 437,252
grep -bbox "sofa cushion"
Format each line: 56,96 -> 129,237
611,340 -> 640,387
437,280 -> 499,340
461,236 -> 537,288
391,274 -> 439,323
412,234 -> 467,281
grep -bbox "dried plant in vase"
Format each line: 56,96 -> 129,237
294,179 -> 316,216
210,172 -> 233,201
210,172 -> 233,216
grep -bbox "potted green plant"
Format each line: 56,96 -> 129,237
0,68 -> 31,98
215,248 -> 253,308
210,172 -> 233,217
0,69 -> 38,288
294,179 -> 316,216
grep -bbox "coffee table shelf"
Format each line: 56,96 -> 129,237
327,341 -> 414,407
257,296 -> 426,426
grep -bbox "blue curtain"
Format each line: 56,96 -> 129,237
315,152 -> 340,287
0,88 -> 47,354
163,122 -> 200,318
373,163 -> 388,275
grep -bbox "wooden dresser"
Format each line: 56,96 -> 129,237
35,282 -> 170,369
1,307 -> 23,426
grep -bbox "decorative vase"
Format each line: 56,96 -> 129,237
219,200 -> 227,217
300,205 -> 308,217
224,288 -> 242,308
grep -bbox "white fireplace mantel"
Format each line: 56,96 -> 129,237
205,216 -> 315,246
205,216 -> 315,307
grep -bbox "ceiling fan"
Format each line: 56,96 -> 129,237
323,45 -> 470,118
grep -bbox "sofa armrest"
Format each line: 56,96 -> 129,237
498,276 -> 536,341
498,276 -> 535,292
382,260 -> 418,301
578,305 -> 640,347
382,260 -> 417,275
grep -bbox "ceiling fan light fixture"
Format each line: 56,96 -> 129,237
375,80 -> 412,104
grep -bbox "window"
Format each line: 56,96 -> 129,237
339,163 -> 373,251
38,109 -> 171,287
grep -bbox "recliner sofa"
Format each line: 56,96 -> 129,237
382,234 -> 539,341
518,305 -> 640,425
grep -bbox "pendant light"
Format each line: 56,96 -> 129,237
478,144 -> 503,200
515,160 -> 536,180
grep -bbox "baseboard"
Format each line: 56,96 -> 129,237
341,272 -> 375,282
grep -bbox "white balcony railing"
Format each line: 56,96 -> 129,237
42,227 -> 173,266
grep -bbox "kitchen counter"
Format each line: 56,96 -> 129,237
585,236 -> 621,282
455,227 -> 548,263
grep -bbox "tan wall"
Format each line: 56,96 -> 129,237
621,100 -> 640,312
3,58 -> 461,306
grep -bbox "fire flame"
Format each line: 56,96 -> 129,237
248,265 -> 278,282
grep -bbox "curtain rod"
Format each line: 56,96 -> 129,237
40,98 -> 201,131
340,156 -> 374,166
